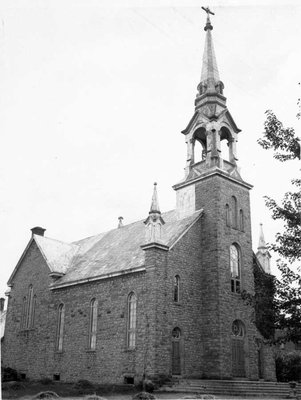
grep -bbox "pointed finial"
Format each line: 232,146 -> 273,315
150,182 -> 160,214
202,6 -> 214,31
118,216 -> 124,228
258,223 -> 266,249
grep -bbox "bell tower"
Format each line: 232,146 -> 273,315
173,8 -> 260,380
174,7 -> 251,219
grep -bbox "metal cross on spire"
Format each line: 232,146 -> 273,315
201,6 -> 215,16
201,6 -> 214,31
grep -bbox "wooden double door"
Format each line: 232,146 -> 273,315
232,338 -> 246,377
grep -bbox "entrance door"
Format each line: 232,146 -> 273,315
232,339 -> 245,377
172,328 -> 181,375
231,320 -> 246,377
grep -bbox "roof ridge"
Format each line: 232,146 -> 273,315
34,234 -> 78,248
72,209 -> 177,245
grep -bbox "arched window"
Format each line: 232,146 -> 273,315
231,196 -> 238,228
230,244 -> 241,293
25,285 -> 34,329
21,297 -> 27,329
239,209 -> 244,231
174,275 -> 180,303
88,298 -> 98,350
225,204 -> 230,227
127,293 -> 137,349
56,304 -> 65,352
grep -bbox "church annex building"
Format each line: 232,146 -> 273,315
2,10 -> 276,384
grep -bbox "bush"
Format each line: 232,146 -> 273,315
132,392 -> 157,400
1,367 -> 21,382
33,391 -> 59,399
2,381 -> 25,391
276,352 -> 301,382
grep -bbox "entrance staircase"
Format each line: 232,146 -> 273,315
160,378 -> 301,398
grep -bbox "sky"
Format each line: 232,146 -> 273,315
0,0 -> 300,300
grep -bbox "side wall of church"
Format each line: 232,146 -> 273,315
2,240 -> 153,384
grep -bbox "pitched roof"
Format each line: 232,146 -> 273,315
53,209 -> 203,288
8,209 -> 203,289
34,235 -> 78,274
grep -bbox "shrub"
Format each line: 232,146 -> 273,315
276,351 -> 301,382
33,391 -> 59,399
132,392 -> 157,400
84,395 -> 107,400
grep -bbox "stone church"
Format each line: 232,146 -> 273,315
2,10 -> 276,384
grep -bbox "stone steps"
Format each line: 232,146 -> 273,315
160,379 -> 301,398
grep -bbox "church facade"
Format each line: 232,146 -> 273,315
2,11 -> 276,384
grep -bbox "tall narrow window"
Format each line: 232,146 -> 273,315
127,293 -> 137,349
231,196 -> 238,228
56,304 -> 65,352
225,204 -> 230,226
30,295 -> 36,328
239,209 -> 244,231
174,275 -> 180,303
21,297 -> 27,329
230,244 -> 241,293
88,298 -> 98,350
26,285 -> 34,329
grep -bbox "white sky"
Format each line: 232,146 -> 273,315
0,0 -> 300,300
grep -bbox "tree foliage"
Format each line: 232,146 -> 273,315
258,107 -> 301,344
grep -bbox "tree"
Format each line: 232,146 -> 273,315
258,107 -> 301,344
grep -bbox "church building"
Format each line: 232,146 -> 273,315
2,9 -> 276,384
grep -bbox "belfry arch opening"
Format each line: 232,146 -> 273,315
193,127 -> 206,164
220,127 -> 233,163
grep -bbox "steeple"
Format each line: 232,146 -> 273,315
173,7 -> 251,220
143,183 -> 165,243
256,224 -> 271,274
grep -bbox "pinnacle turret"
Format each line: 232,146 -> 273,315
256,224 -> 271,274
143,183 -> 165,244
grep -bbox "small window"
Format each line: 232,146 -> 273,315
53,374 -> 60,381
56,304 -> 65,352
88,298 -> 98,350
124,376 -> 134,385
127,293 -> 137,349
230,244 -> 241,293
25,285 -> 34,329
174,275 -> 180,303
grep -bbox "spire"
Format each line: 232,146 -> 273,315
150,182 -> 160,214
256,223 -> 271,274
197,7 -> 223,97
143,183 -> 165,243
258,223 -> 266,249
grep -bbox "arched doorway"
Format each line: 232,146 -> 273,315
231,320 -> 246,377
172,327 -> 181,375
